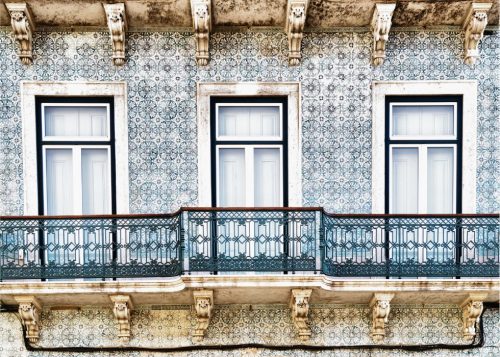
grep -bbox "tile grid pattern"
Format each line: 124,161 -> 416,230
0,305 -> 498,356
0,30 -> 498,215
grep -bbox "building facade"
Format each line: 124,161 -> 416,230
0,1 -> 499,356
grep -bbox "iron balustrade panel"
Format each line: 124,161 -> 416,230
0,212 -> 497,279
322,215 -> 499,277
0,215 -> 182,280
186,210 -> 319,273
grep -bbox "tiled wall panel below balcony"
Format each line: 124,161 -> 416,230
0,305 -> 498,356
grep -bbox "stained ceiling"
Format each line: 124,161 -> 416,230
0,0 -> 498,30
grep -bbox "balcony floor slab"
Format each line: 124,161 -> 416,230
0,275 -> 498,308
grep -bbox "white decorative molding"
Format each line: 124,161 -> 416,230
462,2 -> 492,65
103,3 -> 127,66
285,0 -> 308,66
369,293 -> 394,342
14,296 -> 42,343
5,2 -> 35,65
191,0 -> 212,66
192,290 -> 213,342
371,81 -> 478,214
197,82 -> 302,207
21,81 -> 130,215
460,293 -> 488,340
110,295 -> 134,343
371,3 -> 396,66
290,289 -> 312,341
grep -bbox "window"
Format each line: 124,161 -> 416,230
36,97 -> 116,215
211,97 -> 288,207
386,96 -> 462,214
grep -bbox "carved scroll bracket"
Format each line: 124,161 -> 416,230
369,293 -> 394,342
5,2 -> 35,65
285,0 -> 309,66
463,2 -> 492,65
460,293 -> 488,340
192,290 -> 214,342
15,296 -> 42,343
371,3 -> 396,66
290,289 -> 312,341
110,295 -> 134,343
191,0 -> 212,66
103,3 -> 127,66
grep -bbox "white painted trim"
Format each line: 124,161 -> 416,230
371,80 -> 477,214
197,82 -> 302,207
20,81 -> 129,215
41,102 -> 111,142
389,144 -> 457,214
389,102 -> 457,140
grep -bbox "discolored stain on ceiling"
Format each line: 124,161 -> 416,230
0,0 -> 497,29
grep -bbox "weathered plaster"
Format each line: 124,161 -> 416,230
0,1 -> 497,29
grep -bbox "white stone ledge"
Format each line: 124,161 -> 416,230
0,276 -> 498,307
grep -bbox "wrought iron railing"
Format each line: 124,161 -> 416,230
0,209 -> 498,280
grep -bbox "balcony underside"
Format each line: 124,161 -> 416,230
0,0 -> 498,30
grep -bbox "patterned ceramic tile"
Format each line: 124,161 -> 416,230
0,30 -> 498,214
0,306 -> 498,356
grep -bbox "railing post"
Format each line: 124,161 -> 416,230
179,211 -> 185,275
318,210 -> 325,274
284,210 -> 290,274
384,217 -> 390,279
111,217 -> 118,280
210,211 -> 217,275
38,219 -> 45,281
455,217 -> 463,279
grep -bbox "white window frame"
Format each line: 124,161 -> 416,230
41,103 -> 111,142
215,102 -> 284,141
197,82 -> 302,207
389,143 -> 457,214
372,81 -> 478,214
216,144 -> 284,207
21,81 -> 129,215
389,102 -> 457,141
42,145 -> 113,215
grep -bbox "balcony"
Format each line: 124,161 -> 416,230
0,208 -> 498,281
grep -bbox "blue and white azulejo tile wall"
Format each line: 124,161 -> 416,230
0,30 -> 498,215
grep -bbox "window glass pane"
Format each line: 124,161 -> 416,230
254,148 -> 281,207
46,149 -> 74,215
427,147 -> 454,213
218,148 -> 245,206
44,106 -> 108,138
218,106 -> 280,138
392,105 -> 454,137
82,149 -> 110,214
391,148 -> 418,213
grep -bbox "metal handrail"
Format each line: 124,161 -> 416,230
0,209 -> 498,280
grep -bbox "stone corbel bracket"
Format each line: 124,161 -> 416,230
290,289 -> 312,341
371,3 -> 396,66
110,295 -> 134,343
103,2 -> 127,66
15,296 -> 42,343
369,293 -> 394,342
285,0 -> 309,66
192,290 -> 214,342
191,0 -> 212,66
463,2 -> 492,65
5,2 -> 35,65
460,293 -> 488,340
